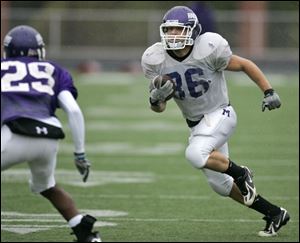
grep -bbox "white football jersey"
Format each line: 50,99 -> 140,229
141,32 -> 232,121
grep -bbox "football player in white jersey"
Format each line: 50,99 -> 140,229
141,6 -> 289,237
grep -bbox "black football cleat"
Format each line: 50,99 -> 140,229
72,214 -> 101,242
258,207 -> 290,237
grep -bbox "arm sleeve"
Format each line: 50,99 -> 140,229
58,90 -> 85,153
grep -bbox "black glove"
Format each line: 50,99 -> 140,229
262,89 -> 281,112
74,152 -> 91,182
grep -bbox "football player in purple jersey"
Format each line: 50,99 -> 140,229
141,6 -> 289,237
1,25 -> 101,242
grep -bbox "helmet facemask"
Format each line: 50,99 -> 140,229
160,23 -> 195,50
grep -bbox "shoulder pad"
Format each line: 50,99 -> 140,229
142,42 -> 166,66
193,32 -> 227,60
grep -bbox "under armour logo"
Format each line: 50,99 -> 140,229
222,109 -> 230,117
36,126 -> 48,135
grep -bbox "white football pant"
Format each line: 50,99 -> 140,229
1,125 -> 58,193
185,106 -> 237,196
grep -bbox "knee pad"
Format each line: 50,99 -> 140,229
203,169 -> 234,196
207,178 -> 232,196
185,144 -> 209,169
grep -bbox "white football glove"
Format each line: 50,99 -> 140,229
74,152 -> 91,182
150,79 -> 174,103
262,89 -> 281,112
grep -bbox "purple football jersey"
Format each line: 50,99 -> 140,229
1,57 -> 77,124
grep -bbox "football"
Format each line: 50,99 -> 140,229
153,75 -> 176,101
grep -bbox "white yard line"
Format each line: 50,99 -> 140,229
1,210 -> 126,234
101,217 -> 299,223
74,193 -> 299,201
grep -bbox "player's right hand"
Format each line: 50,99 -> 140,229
262,89 -> 281,112
150,80 -> 174,103
74,152 -> 91,182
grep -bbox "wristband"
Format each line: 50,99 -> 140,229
264,89 -> 274,96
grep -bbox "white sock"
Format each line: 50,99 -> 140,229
68,214 -> 83,228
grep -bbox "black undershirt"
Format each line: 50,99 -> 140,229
166,45 -> 194,62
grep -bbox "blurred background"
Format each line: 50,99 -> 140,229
1,1 -> 299,73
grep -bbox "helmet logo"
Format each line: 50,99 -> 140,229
3,35 -> 12,46
187,13 -> 197,21
36,34 -> 44,46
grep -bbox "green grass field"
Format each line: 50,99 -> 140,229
1,71 -> 299,242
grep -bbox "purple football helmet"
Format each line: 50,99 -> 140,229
160,6 -> 202,50
3,25 -> 46,60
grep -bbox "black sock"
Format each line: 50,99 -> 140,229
223,160 -> 245,180
249,194 -> 281,217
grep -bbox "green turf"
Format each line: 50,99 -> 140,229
1,71 -> 299,242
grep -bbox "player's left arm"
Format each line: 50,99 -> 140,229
58,90 -> 91,182
225,55 -> 281,111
